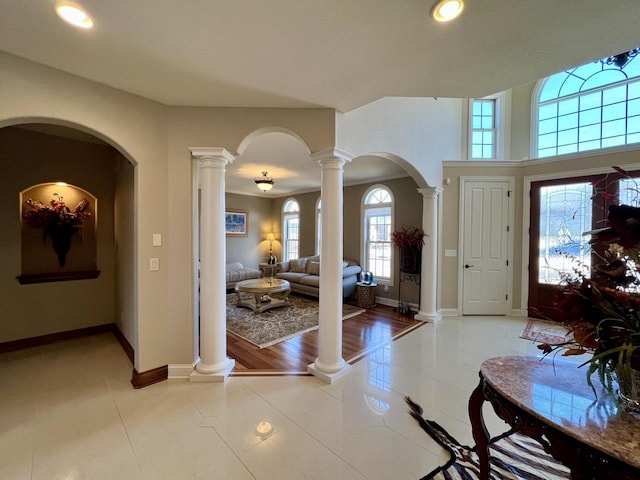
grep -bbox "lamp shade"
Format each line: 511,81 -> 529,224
254,171 -> 274,192
266,232 -> 275,242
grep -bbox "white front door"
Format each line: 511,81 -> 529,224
461,179 -> 511,315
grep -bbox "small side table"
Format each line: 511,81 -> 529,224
356,281 -> 377,308
259,262 -> 278,278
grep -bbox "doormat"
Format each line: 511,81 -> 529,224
520,318 -> 569,345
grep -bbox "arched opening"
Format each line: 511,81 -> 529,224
192,129 -> 313,365
0,122 -> 136,367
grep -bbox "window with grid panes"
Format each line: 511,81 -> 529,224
536,49 -> 640,158
362,187 -> 393,284
471,99 -> 496,159
282,199 -> 299,262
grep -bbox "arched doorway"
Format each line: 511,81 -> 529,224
0,122 -> 136,367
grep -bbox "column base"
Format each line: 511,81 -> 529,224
414,310 -> 442,323
189,359 -> 235,382
307,361 -> 352,384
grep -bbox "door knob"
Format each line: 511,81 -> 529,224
464,264 -> 474,269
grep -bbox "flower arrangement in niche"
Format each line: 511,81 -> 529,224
22,193 -> 91,267
537,169 -> 640,411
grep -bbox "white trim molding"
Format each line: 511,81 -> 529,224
168,363 -> 197,379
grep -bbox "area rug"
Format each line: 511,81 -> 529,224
520,318 -> 569,345
226,293 -> 364,348
406,397 -> 570,480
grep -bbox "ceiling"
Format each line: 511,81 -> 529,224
3,1 -> 640,195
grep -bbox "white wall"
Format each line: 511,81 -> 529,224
335,97 -> 463,187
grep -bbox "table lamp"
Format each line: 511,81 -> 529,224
266,233 -> 276,264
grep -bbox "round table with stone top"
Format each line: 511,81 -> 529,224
234,278 -> 291,314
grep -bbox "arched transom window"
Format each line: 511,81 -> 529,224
535,49 -> 640,158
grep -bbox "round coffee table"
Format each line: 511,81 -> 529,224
234,278 -> 291,313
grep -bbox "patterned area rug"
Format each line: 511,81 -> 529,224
406,397 -> 570,480
226,293 -> 364,348
520,318 -> 569,345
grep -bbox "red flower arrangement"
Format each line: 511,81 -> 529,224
22,193 -> 91,230
22,193 -> 91,267
391,225 -> 426,250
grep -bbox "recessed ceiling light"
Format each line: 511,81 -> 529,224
431,0 -> 464,22
55,3 -> 94,29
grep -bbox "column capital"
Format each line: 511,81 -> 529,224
417,186 -> 443,199
311,147 -> 353,168
190,147 -> 236,166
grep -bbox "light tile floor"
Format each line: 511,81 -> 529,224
1,316 -> 556,479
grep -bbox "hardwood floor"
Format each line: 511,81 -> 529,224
227,302 -> 424,375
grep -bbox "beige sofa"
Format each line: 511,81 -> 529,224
276,255 -> 362,298
226,262 -> 261,289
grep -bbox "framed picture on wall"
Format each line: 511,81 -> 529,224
225,209 -> 248,237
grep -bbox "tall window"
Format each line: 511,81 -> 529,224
362,186 -> 393,284
315,198 -> 321,255
528,169 -> 640,319
537,182 -> 593,285
470,99 -> 497,159
282,199 -> 299,262
535,49 -> 640,158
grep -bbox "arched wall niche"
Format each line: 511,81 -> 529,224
19,181 -> 98,282
0,119 -> 137,364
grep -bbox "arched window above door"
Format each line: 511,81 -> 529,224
534,48 -> 640,158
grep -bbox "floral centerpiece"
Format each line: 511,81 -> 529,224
538,199 -> 640,411
392,225 -> 426,274
22,193 -> 91,267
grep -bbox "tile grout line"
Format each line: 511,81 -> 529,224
108,379 -> 146,479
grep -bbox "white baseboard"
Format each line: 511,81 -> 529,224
440,308 -> 460,317
509,308 -> 524,317
375,297 -> 397,308
375,297 -> 419,310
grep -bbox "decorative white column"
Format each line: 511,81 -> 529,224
415,187 -> 442,323
190,148 -> 235,381
308,148 -> 353,383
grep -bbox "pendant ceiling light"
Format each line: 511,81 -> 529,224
254,171 -> 274,192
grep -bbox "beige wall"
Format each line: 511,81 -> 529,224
442,149 -> 640,313
270,176 -> 423,304
224,193 -> 274,268
0,127 -> 118,342
114,154 -> 136,346
166,108 -> 338,364
0,52 -> 169,372
440,164 -> 523,312
510,82 -> 536,161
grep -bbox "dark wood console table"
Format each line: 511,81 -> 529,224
469,356 -> 640,480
